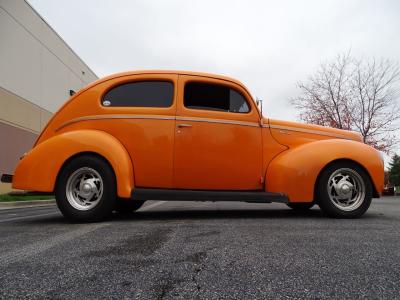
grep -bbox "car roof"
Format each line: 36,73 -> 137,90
96,70 -> 245,87
71,70 -> 251,101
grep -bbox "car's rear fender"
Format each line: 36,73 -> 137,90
265,139 -> 384,202
12,129 -> 134,198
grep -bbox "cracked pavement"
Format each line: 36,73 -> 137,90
1,197 -> 400,299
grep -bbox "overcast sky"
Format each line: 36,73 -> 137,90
28,0 -> 400,122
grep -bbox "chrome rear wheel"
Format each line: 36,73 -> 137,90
56,155 -> 116,222
66,167 -> 103,211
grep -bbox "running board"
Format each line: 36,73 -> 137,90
131,188 -> 288,203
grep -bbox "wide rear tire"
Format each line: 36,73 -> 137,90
55,155 -> 116,222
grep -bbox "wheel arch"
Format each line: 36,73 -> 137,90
313,158 -> 379,202
12,129 -> 135,198
55,151 -> 116,189
265,139 -> 384,202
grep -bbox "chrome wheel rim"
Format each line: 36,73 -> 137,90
66,167 -> 103,211
327,168 -> 365,211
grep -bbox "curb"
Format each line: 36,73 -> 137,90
0,199 -> 56,210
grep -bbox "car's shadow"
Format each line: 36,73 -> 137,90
112,208 -> 326,222
21,206 -> 385,225
21,208 -> 324,225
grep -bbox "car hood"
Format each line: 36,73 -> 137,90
264,118 -> 363,146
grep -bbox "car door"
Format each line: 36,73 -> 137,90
98,73 -> 178,188
173,75 -> 263,190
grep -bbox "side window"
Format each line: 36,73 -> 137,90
184,82 -> 250,113
102,81 -> 174,107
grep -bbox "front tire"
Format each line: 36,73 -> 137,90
316,161 -> 372,218
55,155 -> 116,222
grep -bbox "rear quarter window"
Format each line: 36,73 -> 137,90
102,81 -> 174,107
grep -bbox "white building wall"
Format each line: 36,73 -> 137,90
0,0 -> 97,113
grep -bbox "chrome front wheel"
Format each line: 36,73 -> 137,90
316,162 -> 372,218
327,168 -> 366,212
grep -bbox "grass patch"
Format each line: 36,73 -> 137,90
0,193 -> 54,202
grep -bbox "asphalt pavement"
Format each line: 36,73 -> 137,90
0,197 -> 400,299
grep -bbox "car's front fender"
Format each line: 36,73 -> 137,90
265,139 -> 384,202
12,129 -> 134,198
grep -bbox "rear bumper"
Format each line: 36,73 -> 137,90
1,174 -> 13,183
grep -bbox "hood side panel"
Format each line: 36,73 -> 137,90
270,127 -> 334,148
261,126 -> 288,180
267,119 -> 362,147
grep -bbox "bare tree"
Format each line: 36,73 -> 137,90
291,52 -> 400,153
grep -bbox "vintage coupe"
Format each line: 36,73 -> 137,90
6,71 -> 383,221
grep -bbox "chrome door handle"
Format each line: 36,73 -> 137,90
177,123 -> 192,128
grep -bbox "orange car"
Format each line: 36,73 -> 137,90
5,71 -> 384,221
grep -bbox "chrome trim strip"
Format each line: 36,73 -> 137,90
58,114 -> 350,139
56,114 -> 175,131
268,124 -> 351,139
57,114 -> 260,131
176,116 -> 260,128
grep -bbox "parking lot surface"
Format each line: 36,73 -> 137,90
0,197 -> 400,299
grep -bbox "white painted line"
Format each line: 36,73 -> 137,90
0,212 -> 59,223
0,223 -> 108,266
0,203 -> 56,210
139,201 -> 167,211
